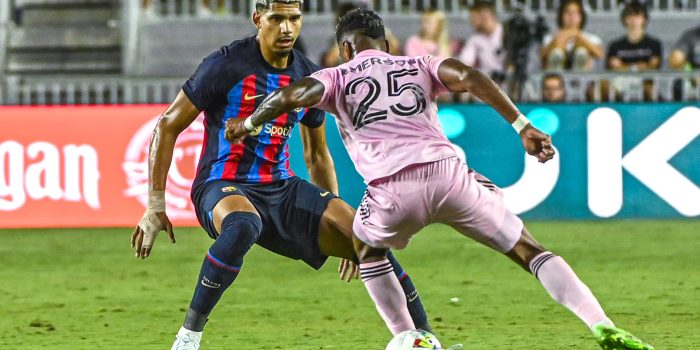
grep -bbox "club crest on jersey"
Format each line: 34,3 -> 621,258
221,186 -> 237,193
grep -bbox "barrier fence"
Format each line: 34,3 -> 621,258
141,0 -> 700,17
1,72 -> 698,105
0,103 -> 697,228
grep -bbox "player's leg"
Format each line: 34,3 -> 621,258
445,166 -> 653,349
505,228 -> 653,350
174,188 -> 262,349
317,195 -> 432,332
353,235 -> 416,335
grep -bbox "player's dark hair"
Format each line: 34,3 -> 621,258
335,8 -> 386,45
620,1 -> 649,25
255,0 -> 303,12
335,2 -> 367,24
469,0 -> 496,13
556,0 -> 587,29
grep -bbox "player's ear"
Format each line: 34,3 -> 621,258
252,10 -> 263,29
342,41 -> 354,61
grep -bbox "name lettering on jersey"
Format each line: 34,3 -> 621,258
340,57 -> 418,76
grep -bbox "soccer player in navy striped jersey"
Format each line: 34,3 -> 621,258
129,1 -> 431,349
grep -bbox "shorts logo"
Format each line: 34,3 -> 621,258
320,191 -> 330,197
359,191 -> 371,224
294,107 -> 303,113
221,186 -> 237,193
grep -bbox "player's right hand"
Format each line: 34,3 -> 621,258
520,124 -> 556,163
338,258 -> 359,282
224,118 -> 250,144
131,211 -> 175,259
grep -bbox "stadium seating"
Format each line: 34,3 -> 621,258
0,0 -> 698,105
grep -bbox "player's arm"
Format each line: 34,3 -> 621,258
131,90 -> 201,259
436,58 -> 555,163
300,122 -> 339,194
225,77 -> 325,142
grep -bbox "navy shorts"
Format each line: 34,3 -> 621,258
191,176 -> 338,269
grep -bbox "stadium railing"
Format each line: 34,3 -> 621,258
2,71 -> 697,105
144,0 -> 699,17
521,71 -> 700,103
0,0 -> 9,99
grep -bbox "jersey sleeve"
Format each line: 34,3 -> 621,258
308,68 -> 337,112
422,55 -> 450,96
182,54 -> 225,111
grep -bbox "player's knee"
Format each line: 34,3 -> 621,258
209,212 -> 262,267
506,229 -> 547,270
356,244 -> 389,264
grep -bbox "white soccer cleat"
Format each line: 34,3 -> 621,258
171,326 -> 202,350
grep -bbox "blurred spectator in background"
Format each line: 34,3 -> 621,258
669,24 -> 700,100
404,9 -> 453,57
605,1 -> 660,101
321,2 -> 401,67
606,1 -> 661,71
541,0 -> 603,71
541,73 -> 566,102
458,1 -> 504,78
669,24 -> 700,70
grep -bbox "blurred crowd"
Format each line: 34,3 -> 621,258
140,0 -> 700,102
315,0 -> 700,102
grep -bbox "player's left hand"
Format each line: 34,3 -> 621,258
225,118 -> 249,143
520,124 -> 556,163
338,258 -> 359,282
131,211 -> 175,259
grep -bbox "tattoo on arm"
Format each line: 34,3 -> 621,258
249,77 -> 325,127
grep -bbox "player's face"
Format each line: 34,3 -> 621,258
255,3 -> 303,56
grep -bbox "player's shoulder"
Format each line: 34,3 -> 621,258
207,36 -> 256,63
292,49 -> 322,75
195,36 -> 256,76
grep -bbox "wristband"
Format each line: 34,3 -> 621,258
148,190 -> 166,212
511,114 -> 530,134
243,117 -> 256,131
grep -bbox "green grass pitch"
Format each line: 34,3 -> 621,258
0,221 -> 698,349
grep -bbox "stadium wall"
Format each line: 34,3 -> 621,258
0,103 -> 698,228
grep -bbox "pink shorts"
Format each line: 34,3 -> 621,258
353,157 -> 523,252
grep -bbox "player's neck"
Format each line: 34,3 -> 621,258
258,40 -> 291,69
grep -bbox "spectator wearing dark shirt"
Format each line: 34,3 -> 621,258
669,24 -> 700,70
606,1 -> 661,71
605,1 -> 661,101
669,25 -> 700,100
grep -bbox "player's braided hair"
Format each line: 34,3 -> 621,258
335,8 -> 386,44
255,0 -> 303,11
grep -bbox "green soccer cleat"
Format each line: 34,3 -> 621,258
593,324 -> 654,350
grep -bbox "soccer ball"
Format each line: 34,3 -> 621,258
385,330 -> 443,350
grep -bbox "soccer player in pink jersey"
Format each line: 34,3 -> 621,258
225,8 -> 654,350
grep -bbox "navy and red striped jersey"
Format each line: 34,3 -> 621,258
182,36 -> 325,195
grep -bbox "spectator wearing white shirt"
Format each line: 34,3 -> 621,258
541,0 -> 603,71
458,1 -> 505,77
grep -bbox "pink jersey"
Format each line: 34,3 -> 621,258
310,49 -> 459,183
